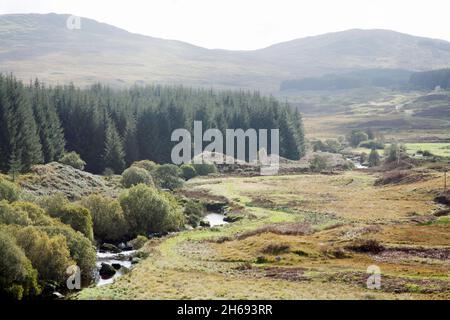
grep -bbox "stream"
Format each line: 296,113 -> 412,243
94,213 -> 228,286
204,212 -> 228,227
95,250 -> 136,286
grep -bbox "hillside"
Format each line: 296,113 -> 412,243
2,13 -> 450,91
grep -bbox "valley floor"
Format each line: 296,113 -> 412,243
77,171 -> 450,300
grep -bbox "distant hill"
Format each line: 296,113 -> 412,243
2,13 -> 450,92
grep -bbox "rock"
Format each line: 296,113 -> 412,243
131,257 -> 141,265
118,242 -> 126,250
200,220 -> 211,227
111,263 -> 122,270
99,263 -> 116,279
100,243 -> 122,253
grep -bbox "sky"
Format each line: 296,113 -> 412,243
1,0 -> 450,50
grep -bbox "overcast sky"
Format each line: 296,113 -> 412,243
1,0 -> 450,50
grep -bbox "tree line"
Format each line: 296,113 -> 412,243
0,74 -> 306,174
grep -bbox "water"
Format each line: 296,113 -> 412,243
95,250 -> 136,286
204,213 -> 228,227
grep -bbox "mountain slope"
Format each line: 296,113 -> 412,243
1,13 -> 450,91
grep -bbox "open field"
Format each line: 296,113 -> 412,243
77,170 -> 450,300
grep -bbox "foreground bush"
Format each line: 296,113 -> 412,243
14,226 -> 74,283
120,184 -> 184,237
0,178 -> 20,202
0,200 -> 31,225
40,225 -> 96,283
153,164 -> 183,190
192,163 -> 217,176
11,202 -> 54,226
81,194 -> 128,242
40,194 -> 94,241
0,230 -> 40,300
121,166 -> 154,188
59,151 -> 86,170
180,164 -> 197,180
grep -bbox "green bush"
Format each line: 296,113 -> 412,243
153,164 -> 184,190
0,200 -> 31,225
59,151 -> 86,170
180,164 -> 197,180
309,155 -> 329,172
192,163 -> 217,176
14,226 -> 74,283
81,194 -> 128,242
368,149 -> 381,167
184,200 -> 204,227
121,166 -> 154,188
49,204 -> 94,242
11,202 -> 54,226
128,235 -> 148,250
131,160 -> 159,173
347,130 -> 369,148
0,178 -> 20,202
120,184 -> 185,237
39,225 -> 96,283
0,230 -> 40,300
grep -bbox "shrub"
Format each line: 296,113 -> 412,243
59,152 -> 86,170
121,166 -> 154,188
153,164 -> 183,190
39,193 -> 69,217
0,200 -> 31,225
11,202 -> 54,226
49,204 -> 94,242
120,184 -> 185,237
81,194 -> 128,242
184,200 -> 204,227
180,164 -> 197,180
192,163 -> 217,176
368,149 -> 381,167
0,230 -> 40,300
14,226 -> 74,283
39,225 -> 96,283
309,155 -> 329,172
347,130 -> 369,147
128,235 -> 148,250
0,178 -> 20,202
131,160 -> 159,173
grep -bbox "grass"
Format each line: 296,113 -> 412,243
404,143 -> 450,158
76,171 -> 450,300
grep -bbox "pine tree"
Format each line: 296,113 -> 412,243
103,116 -> 125,174
31,79 -> 65,163
1,75 -> 43,172
123,118 -> 139,166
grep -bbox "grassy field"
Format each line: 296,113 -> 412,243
404,143 -> 450,158
77,170 -> 449,300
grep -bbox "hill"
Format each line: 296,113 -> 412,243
2,14 -> 450,91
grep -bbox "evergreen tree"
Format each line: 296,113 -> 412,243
31,79 -> 65,163
0,75 -> 43,172
103,116 -> 125,173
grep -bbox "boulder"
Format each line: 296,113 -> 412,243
111,263 -> 122,270
99,263 -> 116,279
